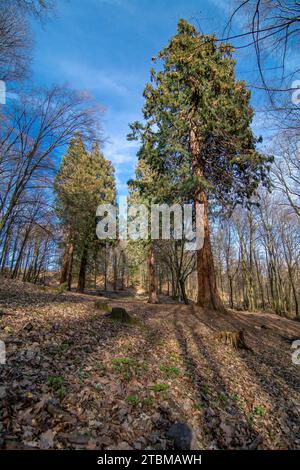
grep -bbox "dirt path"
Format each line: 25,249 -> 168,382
1,278 -> 300,450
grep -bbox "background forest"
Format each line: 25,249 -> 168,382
1,1 -> 299,318
1,0 -> 300,454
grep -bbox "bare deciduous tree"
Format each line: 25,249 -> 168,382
0,85 -> 102,245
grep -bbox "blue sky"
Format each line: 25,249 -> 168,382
29,0 -> 291,197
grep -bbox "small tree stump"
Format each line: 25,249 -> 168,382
94,301 -> 112,313
110,307 -> 131,322
217,330 -> 249,350
109,307 -> 138,324
94,301 -> 137,324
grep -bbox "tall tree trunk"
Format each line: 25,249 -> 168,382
148,243 -> 158,303
158,265 -> 162,294
120,252 -> 125,290
11,228 -> 30,279
254,250 -> 265,310
23,244 -> 32,281
228,276 -> 234,309
190,122 -> 225,313
10,230 -> 20,274
171,269 -> 177,299
247,212 -> 256,311
0,225 -> 12,272
77,246 -> 88,293
67,245 -> 74,291
195,189 -> 225,312
113,248 -> 118,291
60,241 -> 74,285
104,243 -> 107,291
286,263 -> 299,317
179,278 -> 189,305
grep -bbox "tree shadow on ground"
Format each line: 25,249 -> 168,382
0,297 -> 171,450
191,307 -> 300,448
193,307 -> 300,395
173,311 -> 262,449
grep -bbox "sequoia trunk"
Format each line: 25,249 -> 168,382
189,121 -> 225,313
148,243 -> 158,304
60,241 -> 74,289
196,189 -> 225,312
77,246 -> 88,293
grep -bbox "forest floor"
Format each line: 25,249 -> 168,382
1,277 -> 300,450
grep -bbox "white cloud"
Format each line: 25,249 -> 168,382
208,0 -> 232,14
104,135 -> 138,165
56,59 -> 129,96
103,133 -> 138,195
115,175 -> 129,194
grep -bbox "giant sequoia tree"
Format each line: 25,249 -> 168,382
54,135 -> 116,292
129,19 -> 271,312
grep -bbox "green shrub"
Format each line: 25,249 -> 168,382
126,395 -> 140,406
151,383 -> 168,393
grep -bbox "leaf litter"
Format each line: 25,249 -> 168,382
1,277 -> 300,450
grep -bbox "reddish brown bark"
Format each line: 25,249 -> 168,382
190,122 -> 225,313
77,246 -> 88,293
67,245 -> 74,291
60,241 -> 73,290
196,190 -> 225,312
148,243 -> 158,304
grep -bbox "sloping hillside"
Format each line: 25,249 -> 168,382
1,278 -> 300,450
